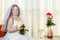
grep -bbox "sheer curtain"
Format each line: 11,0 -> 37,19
0,0 -> 60,40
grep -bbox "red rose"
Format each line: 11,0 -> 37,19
46,12 -> 53,18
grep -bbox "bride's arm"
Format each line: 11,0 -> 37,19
7,17 -> 19,33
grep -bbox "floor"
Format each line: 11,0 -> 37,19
0,36 -> 60,40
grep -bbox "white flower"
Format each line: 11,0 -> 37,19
18,23 -> 23,28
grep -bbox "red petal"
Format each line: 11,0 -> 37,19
46,12 -> 52,16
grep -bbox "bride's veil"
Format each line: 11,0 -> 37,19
2,5 -> 12,32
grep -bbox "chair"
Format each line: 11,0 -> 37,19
0,24 -> 6,37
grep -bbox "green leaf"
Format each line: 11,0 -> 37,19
20,24 -> 25,35
46,18 -> 55,27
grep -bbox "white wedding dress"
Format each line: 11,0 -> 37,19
2,19 -> 34,40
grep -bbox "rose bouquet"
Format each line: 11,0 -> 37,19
18,22 -> 25,35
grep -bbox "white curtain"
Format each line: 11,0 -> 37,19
0,0 -> 60,40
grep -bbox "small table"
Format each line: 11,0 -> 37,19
39,36 -> 60,40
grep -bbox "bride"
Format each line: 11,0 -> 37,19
2,4 -> 34,40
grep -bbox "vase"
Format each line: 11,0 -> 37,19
47,27 -> 53,39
